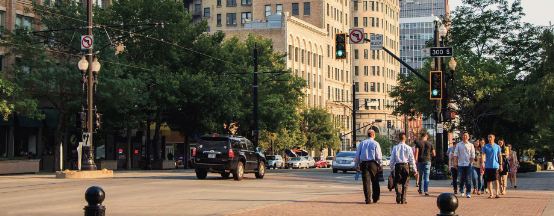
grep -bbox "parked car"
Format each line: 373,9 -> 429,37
285,157 -> 310,169
382,157 -> 391,166
303,156 -> 316,168
266,155 -> 285,169
325,156 -> 334,168
193,135 -> 266,181
332,151 -> 357,173
315,158 -> 327,168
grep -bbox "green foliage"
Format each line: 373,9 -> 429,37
373,134 -> 393,156
300,107 -> 341,151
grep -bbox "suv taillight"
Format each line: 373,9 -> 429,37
353,158 -> 355,162
192,148 -> 196,157
229,148 -> 235,158
333,158 -> 335,161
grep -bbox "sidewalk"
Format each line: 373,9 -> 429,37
231,171 -> 554,216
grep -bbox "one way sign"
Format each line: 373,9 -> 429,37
349,28 -> 364,44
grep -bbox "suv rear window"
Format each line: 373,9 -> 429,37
198,137 -> 228,150
336,152 -> 356,157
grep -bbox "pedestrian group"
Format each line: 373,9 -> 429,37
355,130 -> 519,205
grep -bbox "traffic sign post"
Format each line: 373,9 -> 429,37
430,47 -> 453,57
81,35 -> 93,50
370,34 -> 383,50
348,28 -> 364,44
437,124 -> 444,134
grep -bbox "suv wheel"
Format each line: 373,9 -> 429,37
333,168 -> 338,173
196,170 -> 208,179
233,162 -> 244,181
221,172 -> 230,179
255,161 -> 265,179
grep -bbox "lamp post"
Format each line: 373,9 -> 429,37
432,22 -> 448,180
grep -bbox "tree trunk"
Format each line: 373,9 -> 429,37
153,110 -> 162,160
126,127 -> 132,170
54,113 -> 65,171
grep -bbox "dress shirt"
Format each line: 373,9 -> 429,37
454,141 -> 475,167
390,142 -> 417,172
355,138 -> 383,167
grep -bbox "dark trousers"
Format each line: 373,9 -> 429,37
394,163 -> 410,203
361,161 -> 380,202
451,167 -> 458,192
458,166 -> 472,194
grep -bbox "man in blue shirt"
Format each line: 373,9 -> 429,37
355,129 -> 383,204
390,132 -> 417,204
481,134 -> 503,199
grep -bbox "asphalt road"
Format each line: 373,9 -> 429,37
0,168 -> 366,216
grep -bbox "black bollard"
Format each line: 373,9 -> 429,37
84,186 -> 106,216
437,192 -> 458,216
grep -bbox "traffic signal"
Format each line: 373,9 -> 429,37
76,112 -> 87,131
387,120 -> 391,129
93,112 -> 103,131
443,111 -> 456,122
335,33 -> 347,60
430,71 -> 442,100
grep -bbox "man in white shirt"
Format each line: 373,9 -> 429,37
390,132 -> 417,204
454,132 -> 476,198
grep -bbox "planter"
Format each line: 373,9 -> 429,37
151,160 -> 175,170
0,159 -> 41,174
95,160 -> 117,170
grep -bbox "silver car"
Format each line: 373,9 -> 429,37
325,156 -> 334,168
285,157 -> 309,169
303,156 -> 316,168
332,152 -> 357,173
266,155 -> 284,169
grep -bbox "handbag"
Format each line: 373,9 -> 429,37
387,173 -> 395,191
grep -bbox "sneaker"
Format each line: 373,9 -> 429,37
460,189 -> 465,194
454,190 -> 458,195
466,193 -> 471,198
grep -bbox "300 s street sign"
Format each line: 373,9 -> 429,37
430,47 -> 453,57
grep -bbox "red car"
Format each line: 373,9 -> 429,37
315,158 -> 327,168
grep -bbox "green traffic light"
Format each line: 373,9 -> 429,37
432,89 -> 439,96
337,50 -> 344,57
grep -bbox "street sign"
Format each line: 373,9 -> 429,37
430,47 -> 453,57
370,34 -> 383,50
437,124 -> 444,134
82,133 -> 92,146
422,48 -> 430,58
81,35 -> 93,50
348,28 -> 364,44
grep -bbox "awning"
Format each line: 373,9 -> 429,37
43,109 -> 59,128
285,149 -> 297,157
147,122 -> 172,136
0,114 -> 14,126
17,113 -> 43,128
293,149 -> 309,156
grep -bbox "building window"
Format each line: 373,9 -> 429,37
301,49 -> 305,63
354,1 -> 358,11
354,66 -> 359,76
265,5 -> 271,16
377,66 -> 380,76
226,13 -> 237,25
354,49 -> 358,59
241,0 -> 251,5
377,83 -> 380,92
204,8 -> 210,17
195,4 -> 201,13
16,15 -> 34,29
371,17 -> 375,27
371,66 -> 375,76
364,66 -> 368,76
319,55 -> 322,68
0,11 -> 5,28
288,45 -> 292,60
313,53 -> 317,66
217,14 -> 222,26
363,17 -> 367,27
295,47 -> 299,62
217,0 -> 222,6
304,2 -> 310,15
371,82 -> 375,92
346,14 -> 348,25
354,17 -> 358,27
346,71 -> 349,83
372,50 -> 375,59
327,4 -> 330,16
363,1 -> 367,10
93,0 -> 105,8
227,0 -> 236,6
241,12 -> 251,24
292,3 -> 299,15
364,82 -> 369,92
370,1 -> 374,11
376,18 -> 379,27
364,49 -> 368,59
276,4 -> 283,14
355,82 -> 359,92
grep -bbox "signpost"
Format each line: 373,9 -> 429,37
81,35 -> 93,50
437,124 -> 444,134
370,34 -> 383,50
430,47 -> 453,57
348,28 -> 364,44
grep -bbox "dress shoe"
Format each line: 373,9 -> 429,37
373,198 -> 379,203
402,201 -> 408,204
396,196 -> 401,204
365,200 -> 372,204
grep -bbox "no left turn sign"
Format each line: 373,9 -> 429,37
349,28 -> 364,44
81,35 -> 93,50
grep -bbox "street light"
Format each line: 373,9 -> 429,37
78,56 -> 89,71
92,57 -> 101,72
439,26 -> 447,39
449,58 -> 457,71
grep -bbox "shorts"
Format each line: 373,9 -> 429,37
484,168 -> 498,183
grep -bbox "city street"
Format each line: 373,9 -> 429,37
1,168 -> 553,216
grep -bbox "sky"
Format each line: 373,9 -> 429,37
448,0 -> 554,27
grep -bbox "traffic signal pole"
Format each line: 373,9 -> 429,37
253,45 -> 259,147
352,84 -> 356,148
433,21 -> 446,180
82,0 -> 97,171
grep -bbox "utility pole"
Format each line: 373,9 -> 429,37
253,45 -> 259,147
433,21 -> 445,180
82,0 -> 97,171
352,84 -> 356,149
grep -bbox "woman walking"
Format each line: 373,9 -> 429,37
498,140 -> 510,195
471,139 -> 484,195
508,144 -> 519,189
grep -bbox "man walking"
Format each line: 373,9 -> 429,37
454,132 -> 475,198
481,134 -> 503,199
390,132 -> 417,204
447,142 -> 459,194
355,130 -> 383,204
415,133 -> 435,196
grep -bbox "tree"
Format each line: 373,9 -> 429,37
374,134 -> 393,156
300,107 -> 341,152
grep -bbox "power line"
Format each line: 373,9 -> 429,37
17,2 -> 241,68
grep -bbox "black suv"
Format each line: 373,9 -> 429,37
193,135 -> 266,180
